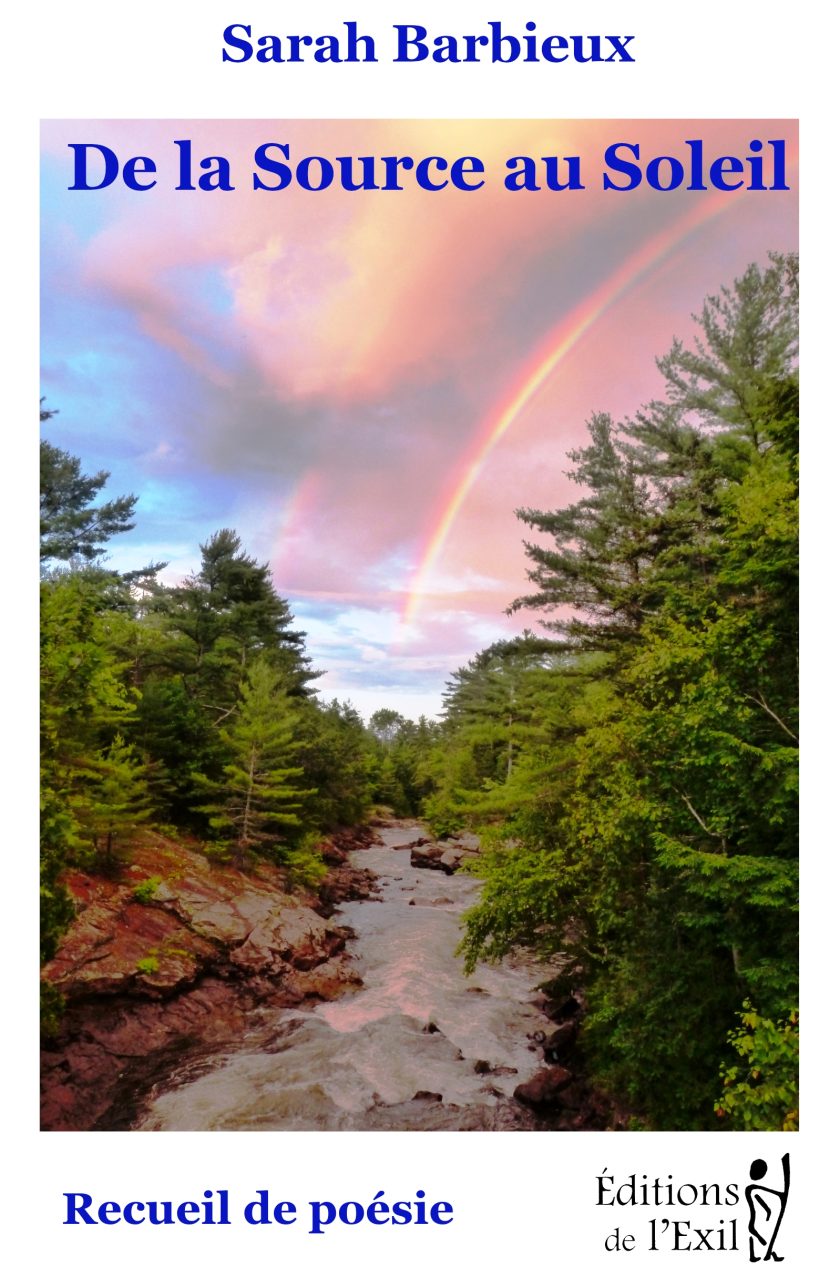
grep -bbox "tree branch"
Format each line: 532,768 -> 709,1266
745,692 -> 798,743
678,790 -> 728,847
200,702 -> 237,727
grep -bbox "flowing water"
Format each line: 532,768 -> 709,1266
135,824 -> 559,1131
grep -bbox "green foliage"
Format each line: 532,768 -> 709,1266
133,675 -> 226,828
368,710 -> 440,817
40,979 -> 66,1039
40,429 -> 137,564
38,426 -> 384,956
423,790 -> 468,840
39,788 -> 77,962
40,570 -> 142,949
192,657 -> 313,864
71,734 -> 154,866
458,825 -> 573,969
442,255 -> 799,1127
295,699 -> 373,829
201,839 -> 234,865
132,876 -> 163,903
716,1002 -> 799,1131
135,955 -> 159,975
368,708 -> 407,747
420,635 -> 563,835
278,833 -> 328,890
511,413 -> 654,649
41,574 -> 139,771
153,528 -> 316,715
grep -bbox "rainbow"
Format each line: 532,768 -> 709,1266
399,192 -> 741,632
271,468 -> 323,582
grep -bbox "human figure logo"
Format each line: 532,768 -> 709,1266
746,1154 -> 790,1262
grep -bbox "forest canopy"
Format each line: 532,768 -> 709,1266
421,253 -> 799,1129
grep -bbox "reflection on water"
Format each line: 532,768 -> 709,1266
136,825 -> 556,1131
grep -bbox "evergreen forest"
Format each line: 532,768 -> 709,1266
40,253 -> 798,1130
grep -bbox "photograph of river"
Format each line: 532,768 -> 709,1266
40,119 -> 798,1132
135,824 -> 567,1131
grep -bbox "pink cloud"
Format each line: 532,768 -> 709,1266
42,119 -> 798,710
45,120 -> 797,407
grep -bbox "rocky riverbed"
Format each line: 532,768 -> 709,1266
40,827 -> 379,1130
41,821 -> 610,1131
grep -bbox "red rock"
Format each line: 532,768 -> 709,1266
514,1067 -> 574,1108
40,828 -> 375,1131
410,846 -> 448,871
543,1020 -> 579,1062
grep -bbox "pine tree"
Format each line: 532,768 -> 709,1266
455,255 -> 799,1127
41,573 -> 143,957
193,658 -> 313,864
366,709 -> 440,817
510,413 -> 654,650
40,434 -> 137,564
158,528 -> 315,710
71,735 -> 154,864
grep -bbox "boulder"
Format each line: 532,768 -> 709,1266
410,834 -> 481,874
514,1066 -> 574,1108
438,849 -> 462,873
543,1020 -> 578,1062
410,845 -> 447,871
284,955 -> 363,1002
545,994 -> 581,1022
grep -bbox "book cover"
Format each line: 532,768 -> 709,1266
14,2 -> 823,1271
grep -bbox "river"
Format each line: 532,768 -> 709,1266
134,823 -> 562,1131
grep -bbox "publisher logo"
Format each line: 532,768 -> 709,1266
596,1154 -> 792,1260
746,1154 -> 790,1262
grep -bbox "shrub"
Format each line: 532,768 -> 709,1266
40,979 -> 65,1039
716,1001 -> 798,1131
132,876 -> 162,903
279,834 -> 328,890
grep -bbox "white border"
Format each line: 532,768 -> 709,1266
7,2 -> 834,1271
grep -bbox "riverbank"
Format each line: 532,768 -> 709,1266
40,826 -> 381,1131
132,823 -> 613,1131
41,820 -> 615,1131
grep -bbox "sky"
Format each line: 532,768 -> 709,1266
40,120 -> 798,720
